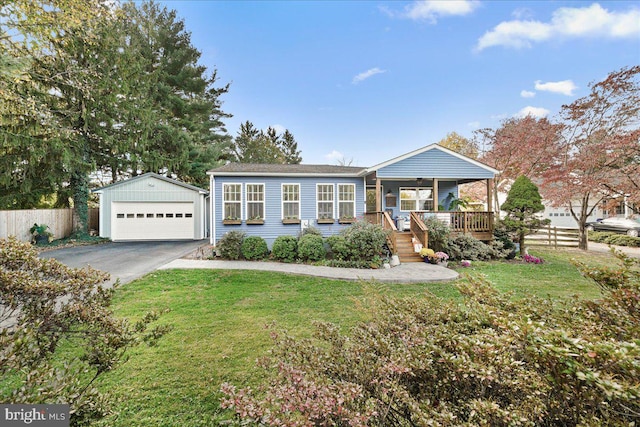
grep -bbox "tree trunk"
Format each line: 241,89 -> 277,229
518,230 -> 526,256
71,170 -> 89,237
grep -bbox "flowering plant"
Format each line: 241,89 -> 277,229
419,248 -> 435,259
434,252 -> 449,261
523,254 -> 544,264
460,260 -> 471,267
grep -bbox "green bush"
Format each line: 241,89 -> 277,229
326,235 -> 351,261
493,225 -> 517,259
297,234 -> 326,262
217,230 -> 245,260
0,238 -> 169,426
299,226 -> 322,238
422,215 -> 450,253
241,236 -> 269,260
222,252 -> 640,426
341,221 -> 388,262
271,235 -> 298,263
446,234 -> 493,260
589,231 -> 640,247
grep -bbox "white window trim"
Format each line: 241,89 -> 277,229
281,183 -> 301,220
222,182 -> 243,220
245,183 -> 266,220
338,183 -> 356,219
316,183 -> 335,220
399,186 -> 433,212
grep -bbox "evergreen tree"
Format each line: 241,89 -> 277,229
501,175 -> 549,256
232,121 -> 302,164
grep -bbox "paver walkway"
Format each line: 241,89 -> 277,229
160,259 -> 459,284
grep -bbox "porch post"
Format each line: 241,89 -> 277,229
376,178 -> 382,212
433,178 -> 438,212
486,178 -> 493,212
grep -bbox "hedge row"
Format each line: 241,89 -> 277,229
216,222 -> 390,268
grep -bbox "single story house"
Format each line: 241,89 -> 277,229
208,144 -> 499,253
93,172 -> 209,241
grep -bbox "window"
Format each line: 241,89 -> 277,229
282,184 -> 300,219
223,183 -> 242,219
246,184 -> 265,220
117,214 -> 124,219
317,184 -> 334,219
338,184 -> 355,219
400,187 -> 433,211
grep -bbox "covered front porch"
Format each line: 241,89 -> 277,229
360,144 -> 499,262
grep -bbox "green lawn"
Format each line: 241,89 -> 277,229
96,248 -> 611,426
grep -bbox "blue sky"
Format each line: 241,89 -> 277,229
156,0 -> 639,167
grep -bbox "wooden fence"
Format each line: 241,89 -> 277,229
524,226 -> 581,249
0,208 -> 99,242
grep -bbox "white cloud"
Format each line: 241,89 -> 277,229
477,3 -> 640,50
467,121 -> 481,129
403,0 -> 479,22
325,150 -> 344,162
520,90 -> 536,98
517,106 -> 550,118
352,67 -> 386,84
534,79 -> 577,96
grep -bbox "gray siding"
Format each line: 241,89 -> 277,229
212,176 -> 365,246
377,149 -> 494,179
98,175 -> 206,239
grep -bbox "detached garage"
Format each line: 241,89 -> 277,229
94,173 -> 208,241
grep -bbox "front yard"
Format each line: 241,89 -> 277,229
96,248 -> 608,426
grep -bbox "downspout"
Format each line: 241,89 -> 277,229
210,175 -> 216,245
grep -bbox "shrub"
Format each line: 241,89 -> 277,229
341,221 -> 388,262
0,238 -> 169,426
299,225 -> 323,238
422,215 -> 450,253
326,235 -> 351,261
217,230 -> 245,260
241,236 -> 269,260
589,232 -> 640,247
446,234 -> 493,261
493,225 -> 517,259
222,252 -> 640,426
297,234 -> 326,262
271,235 -> 298,263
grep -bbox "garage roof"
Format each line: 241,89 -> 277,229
93,172 -> 209,195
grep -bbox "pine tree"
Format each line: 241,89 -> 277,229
501,175 -> 549,256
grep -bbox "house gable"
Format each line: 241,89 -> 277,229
367,144 -> 498,180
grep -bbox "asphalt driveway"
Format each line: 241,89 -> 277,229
40,240 -> 206,286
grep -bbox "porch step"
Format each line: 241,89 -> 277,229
393,232 -> 424,263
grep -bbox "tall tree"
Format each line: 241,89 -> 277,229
0,1 -> 231,230
541,66 -> 640,249
476,116 -> 564,213
232,121 -> 302,164
501,175 -> 549,256
437,131 -> 479,158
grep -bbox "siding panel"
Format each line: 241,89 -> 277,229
377,150 -> 494,179
213,176 -> 365,246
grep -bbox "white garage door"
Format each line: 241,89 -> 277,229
111,202 -> 195,241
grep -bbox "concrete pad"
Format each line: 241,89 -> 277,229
159,259 -> 459,284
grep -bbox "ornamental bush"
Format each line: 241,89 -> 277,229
326,235 -> 351,261
422,215 -> 450,253
222,251 -> 640,426
589,231 -> 640,247
297,234 -> 326,262
271,235 -> 298,263
341,221 -> 388,263
446,234 -> 493,260
241,236 -> 269,260
0,238 -> 169,426
217,230 -> 245,260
